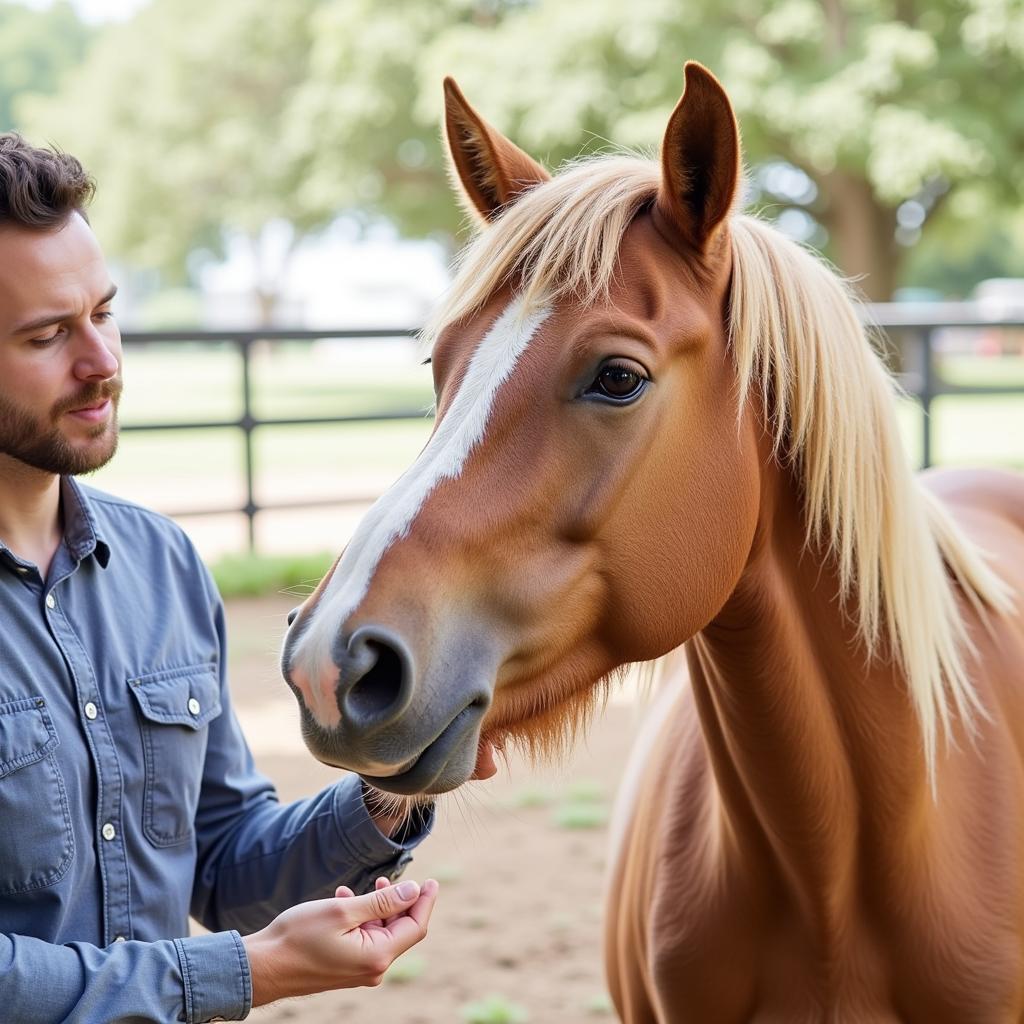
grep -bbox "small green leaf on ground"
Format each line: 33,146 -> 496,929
552,800 -> 609,830
584,992 -> 614,1015
460,994 -> 531,1023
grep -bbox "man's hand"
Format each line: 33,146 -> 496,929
242,877 -> 439,1007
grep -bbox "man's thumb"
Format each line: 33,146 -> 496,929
350,880 -> 420,922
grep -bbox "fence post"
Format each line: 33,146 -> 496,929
238,336 -> 257,551
921,327 -> 934,469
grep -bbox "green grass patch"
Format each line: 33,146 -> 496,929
552,801 -> 609,830
210,550 -> 335,598
460,995 -> 531,1024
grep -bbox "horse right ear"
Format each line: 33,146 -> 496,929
443,77 -> 550,222
657,62 -> 741,254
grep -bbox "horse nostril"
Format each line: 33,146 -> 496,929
339,627 -> 415,729
287,606 -> 300,626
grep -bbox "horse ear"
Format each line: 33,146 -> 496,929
657,62 -> 741,253
443,77 -> 550,222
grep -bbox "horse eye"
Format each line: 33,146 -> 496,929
587,362 -> 648,402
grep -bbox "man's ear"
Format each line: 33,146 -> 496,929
443,77 -> 550,222
656,62 -> 741,252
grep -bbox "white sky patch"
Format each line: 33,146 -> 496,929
15,0 -> 146,22
289,295 -> 551,699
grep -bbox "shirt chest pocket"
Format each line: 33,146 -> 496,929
128,663 -> 222,847
0,697 -> 75,896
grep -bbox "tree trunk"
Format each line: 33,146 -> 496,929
818,169 -> 902,302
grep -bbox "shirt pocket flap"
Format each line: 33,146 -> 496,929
0,698 -> 59,779
127,663 -> 222,731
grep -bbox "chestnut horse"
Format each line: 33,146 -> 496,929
282,64 -> 1024,1021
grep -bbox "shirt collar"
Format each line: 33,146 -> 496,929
61,477 -> 111,569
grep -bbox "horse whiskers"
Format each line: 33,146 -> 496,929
360,785 -> 428,824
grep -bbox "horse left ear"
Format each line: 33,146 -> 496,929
657,62 -> 741,253
443,77 -> 550,222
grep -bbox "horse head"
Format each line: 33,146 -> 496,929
280,64 -> 765,795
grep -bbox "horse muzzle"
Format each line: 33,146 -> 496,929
283,619 -> 497,795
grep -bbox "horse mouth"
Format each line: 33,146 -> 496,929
359,700 -> 489,796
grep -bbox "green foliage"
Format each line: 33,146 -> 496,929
21,0 -> 330,313
13,0 -> 1024,301
209,551 -> 334,598
0,0 -> 90,131
415,0 -> 1024,297
460,994 -> 531,1024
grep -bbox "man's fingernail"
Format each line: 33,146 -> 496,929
396,881 -> 419,900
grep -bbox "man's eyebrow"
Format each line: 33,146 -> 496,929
10,284 -> 119,336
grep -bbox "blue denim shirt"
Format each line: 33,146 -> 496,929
0,479 -> 431,1023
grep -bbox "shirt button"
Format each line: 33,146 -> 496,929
101,822 -> 116,841
84,702 -> 98,720
187,697 -> 201,715
16,567 -> 28,574
45,593 -> 56,609
113,935 -> 126,943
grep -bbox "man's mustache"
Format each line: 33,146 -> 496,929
52,378 -> 123,420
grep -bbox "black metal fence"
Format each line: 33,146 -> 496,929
121,305 -> 1024,551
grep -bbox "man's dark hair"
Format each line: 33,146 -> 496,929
0,132 -> 95,229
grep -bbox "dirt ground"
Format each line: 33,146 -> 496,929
222,594 -> 646,1024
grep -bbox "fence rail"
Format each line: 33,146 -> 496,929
120,304 -> 1024,550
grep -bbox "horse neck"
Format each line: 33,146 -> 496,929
684,455 -> 931,933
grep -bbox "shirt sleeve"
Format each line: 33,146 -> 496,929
0,929 -> 250,1023
188,581 -> 434,936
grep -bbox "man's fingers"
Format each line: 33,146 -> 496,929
406,878 -> 439,930
343,880 -> 421,926
382,880 -> 439,954
335,885 -> 355,899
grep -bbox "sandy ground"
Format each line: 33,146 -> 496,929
223,593 -> 648,1024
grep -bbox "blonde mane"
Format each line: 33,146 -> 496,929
426,153 -> 1011,780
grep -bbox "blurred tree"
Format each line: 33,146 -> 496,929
412,0 -> 1024,300
19,0 -> 1024,304
21,0 -> 328,323
0,0 -> 90,132
278,0 -> 533,243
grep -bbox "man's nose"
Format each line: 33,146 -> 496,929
73,325 -> 120,381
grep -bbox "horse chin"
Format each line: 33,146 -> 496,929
349,705 -> 489,796
294,671 -> 496,793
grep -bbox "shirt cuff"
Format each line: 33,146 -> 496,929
332,773 -> 435,870
174,930 -> 251,1023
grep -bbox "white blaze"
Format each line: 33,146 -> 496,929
290,296 -> 551,700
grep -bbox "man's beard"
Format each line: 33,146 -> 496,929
0,379 -> 123,476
